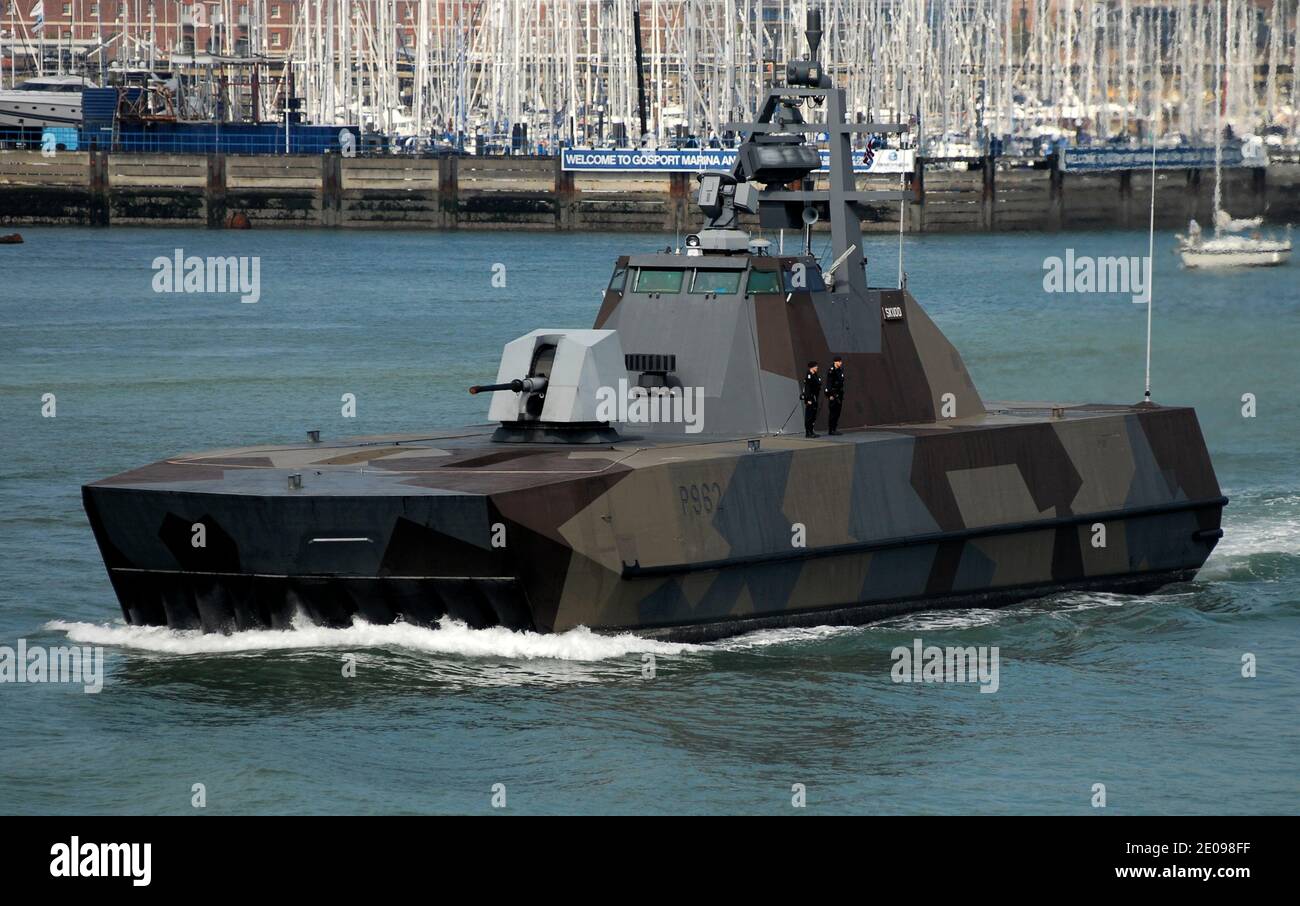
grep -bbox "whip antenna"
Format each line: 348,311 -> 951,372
897,170 -> 906,288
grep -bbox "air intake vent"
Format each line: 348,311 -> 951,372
626,353 -> 676,374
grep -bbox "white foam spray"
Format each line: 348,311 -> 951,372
45,616 -> 694,662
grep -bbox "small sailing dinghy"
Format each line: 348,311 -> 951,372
1177,212 -> 1292,268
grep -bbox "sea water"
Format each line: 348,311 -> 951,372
1,226 -> 1296,814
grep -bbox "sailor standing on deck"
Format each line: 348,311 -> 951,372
801,361 -> 821,438
826,356 -> 846,435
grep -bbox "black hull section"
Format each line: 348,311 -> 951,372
82,483 -> 536,632
104,570 -> 534,633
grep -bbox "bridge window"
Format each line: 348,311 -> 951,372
608,266 -> 627,291
634,268 -> 685,294
745,269 -> 782,294
690,270 -> 741,295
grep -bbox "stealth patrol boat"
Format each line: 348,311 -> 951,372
84,15 -> 1226,641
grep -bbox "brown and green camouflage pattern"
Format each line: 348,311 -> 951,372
84,277 -> 1224,640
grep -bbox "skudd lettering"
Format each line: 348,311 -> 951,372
49,838 -> 152,887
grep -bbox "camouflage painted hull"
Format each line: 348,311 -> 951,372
83,402 -> 1225,642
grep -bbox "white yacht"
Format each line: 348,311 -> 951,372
0,75 -> 92,129
1175,14 -> 1291,270
1177,213 -> 1292,268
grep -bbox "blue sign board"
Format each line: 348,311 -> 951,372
1060,145 -> 1259,171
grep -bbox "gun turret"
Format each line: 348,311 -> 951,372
477,329 -> 626,444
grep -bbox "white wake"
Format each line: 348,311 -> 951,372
1198,492 -> 1300,579
1210,494 -> 1300,558
45,616 -> 694,661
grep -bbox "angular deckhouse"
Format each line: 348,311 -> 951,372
84,13 -> 1225,641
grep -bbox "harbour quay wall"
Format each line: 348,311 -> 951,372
2,151 -> 1298,233
0,153 -> 689,232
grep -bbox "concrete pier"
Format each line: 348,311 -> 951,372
2,152 -> 1298,232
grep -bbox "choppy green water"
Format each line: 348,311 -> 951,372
1,226 -> 1296,814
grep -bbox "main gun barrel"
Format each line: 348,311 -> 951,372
468,377 -> 548,396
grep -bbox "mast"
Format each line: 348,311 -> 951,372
712,9 -> 907,312
632,0 -> 647,142
1213,0 -> 1223,228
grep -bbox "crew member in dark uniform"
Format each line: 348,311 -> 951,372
826,355 -> 846,435
801,361 -> 821,438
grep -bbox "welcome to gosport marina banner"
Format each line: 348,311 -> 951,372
561,147 -> 916,174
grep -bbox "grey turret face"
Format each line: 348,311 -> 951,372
81,12 -> 1226,642
483,330 -> 624,424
